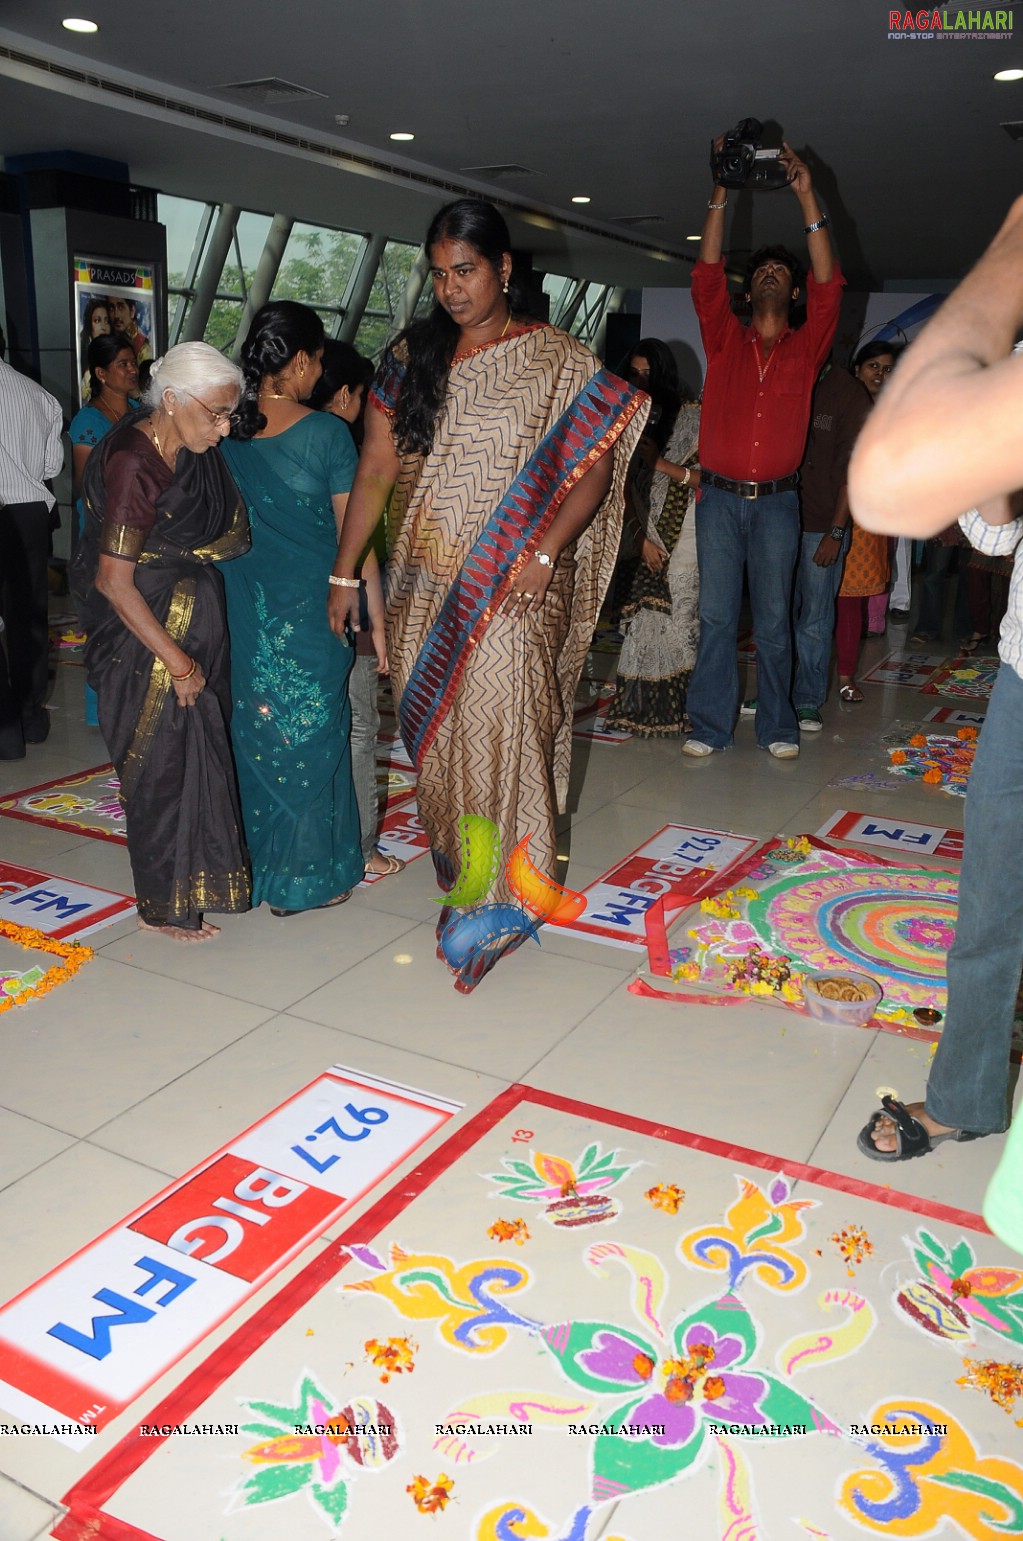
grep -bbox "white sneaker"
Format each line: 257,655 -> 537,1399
766,741 -> 799,759
682,738 -> 716,757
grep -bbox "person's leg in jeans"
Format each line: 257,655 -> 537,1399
685,486 -> 745,748
792,529 -> 846,711
747,490 -> 800,746
347,651 -> 382,867
867,662 -> 1023,1155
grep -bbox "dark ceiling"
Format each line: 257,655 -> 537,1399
2,2 -> 1023,290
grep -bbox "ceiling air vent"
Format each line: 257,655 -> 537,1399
216,78 -> 326,105
460,163 -> 541,180
612,215 -> 667,227
1002,121 -> 1023,141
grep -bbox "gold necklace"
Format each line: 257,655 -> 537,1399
499,309 -> 513,339
258,390 -> 291,400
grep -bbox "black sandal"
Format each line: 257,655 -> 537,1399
857,1095 -> 983,1162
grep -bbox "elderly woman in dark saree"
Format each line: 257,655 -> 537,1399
73,342 -> 251,941
329,199 -> 648,991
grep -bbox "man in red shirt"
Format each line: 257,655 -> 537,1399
683,138 -> 844,760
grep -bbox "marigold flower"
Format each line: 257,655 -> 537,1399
909,734 -> 927,747
407,1473 -> 454,1513
645,1182 -> 685,1214
487,1217 -> 530,1245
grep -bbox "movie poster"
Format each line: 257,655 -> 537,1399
72,258 -> 159,406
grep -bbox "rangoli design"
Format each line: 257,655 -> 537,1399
684,841 -> 956,1027
60,1095 -> 1023,1539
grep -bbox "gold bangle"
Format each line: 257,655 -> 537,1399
170,658 -> 196,681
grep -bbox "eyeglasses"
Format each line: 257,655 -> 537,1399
188,395 -> 235,425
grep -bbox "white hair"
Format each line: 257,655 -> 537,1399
144,342 -> 243,408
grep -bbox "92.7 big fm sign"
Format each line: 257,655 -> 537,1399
0,1067 -> 460,1446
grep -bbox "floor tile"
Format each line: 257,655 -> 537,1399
527,981 -> 876,1160
0,1475 -> 60,1541
0,1108 -> 75,1194
90,1013 -> 506,1175
0,1141 -> 173,1301
289,921 -> 627,1079
98,902 -> 418,1010
1,959 -> 273,1136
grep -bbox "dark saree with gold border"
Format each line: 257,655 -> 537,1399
73,415 -> 251,928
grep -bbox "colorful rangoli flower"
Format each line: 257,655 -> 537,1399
541,1293 -> 837,1504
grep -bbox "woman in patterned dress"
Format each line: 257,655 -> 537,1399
328,201 -> 648,990
221,303 -> 368,917
607,340 -> 700,735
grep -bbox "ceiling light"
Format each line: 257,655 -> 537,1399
995,67 -> 1023,81
389,131 -> 415,142
686,235 -> 701,241
62,16 -> 98,31
392,952 -> 414,965
571,195 -> 591,204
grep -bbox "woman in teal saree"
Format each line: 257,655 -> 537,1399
221,302 -> 365,915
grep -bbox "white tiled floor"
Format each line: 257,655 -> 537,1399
0,622 -> 1018,1539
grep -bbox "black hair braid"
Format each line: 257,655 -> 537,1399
230,300 -> 326,441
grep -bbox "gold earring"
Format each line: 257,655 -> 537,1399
502,280 -> 510,294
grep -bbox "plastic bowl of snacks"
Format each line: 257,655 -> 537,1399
801,970 -> 883,1027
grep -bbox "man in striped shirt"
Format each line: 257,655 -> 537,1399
0,358 -> 64,757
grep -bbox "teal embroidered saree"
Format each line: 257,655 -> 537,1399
221,414 -> 363,911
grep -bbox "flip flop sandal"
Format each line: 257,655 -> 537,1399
839,683 -> 864,703
365,853 -> 407,879
270,889 -> 353,918
857,1095 -> 982,1162
960,633 -> 988,656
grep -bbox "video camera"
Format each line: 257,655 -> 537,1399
710,119 -> 791,192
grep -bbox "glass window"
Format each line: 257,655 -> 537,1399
203,299 -> 245,356
354,238 -> 422,358
271,223 -> 365,311
159,193 -> 214,287
542,272 -> 574,327
573,282 -> 613,344
218,211 -> 273,298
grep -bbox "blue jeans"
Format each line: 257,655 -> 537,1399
793,530 -> 846,710
687,484 -> 800,747
927,660 -> 1023,1133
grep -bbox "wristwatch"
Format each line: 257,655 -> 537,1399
829,525 -> 847,542
535,552 -> 555,568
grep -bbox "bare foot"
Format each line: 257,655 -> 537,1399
870,1100 -> 955,1154
136,917 -> 216,943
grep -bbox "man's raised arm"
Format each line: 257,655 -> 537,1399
778,142 -> 834,285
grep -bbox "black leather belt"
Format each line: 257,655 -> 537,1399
702,470 -> 799,499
